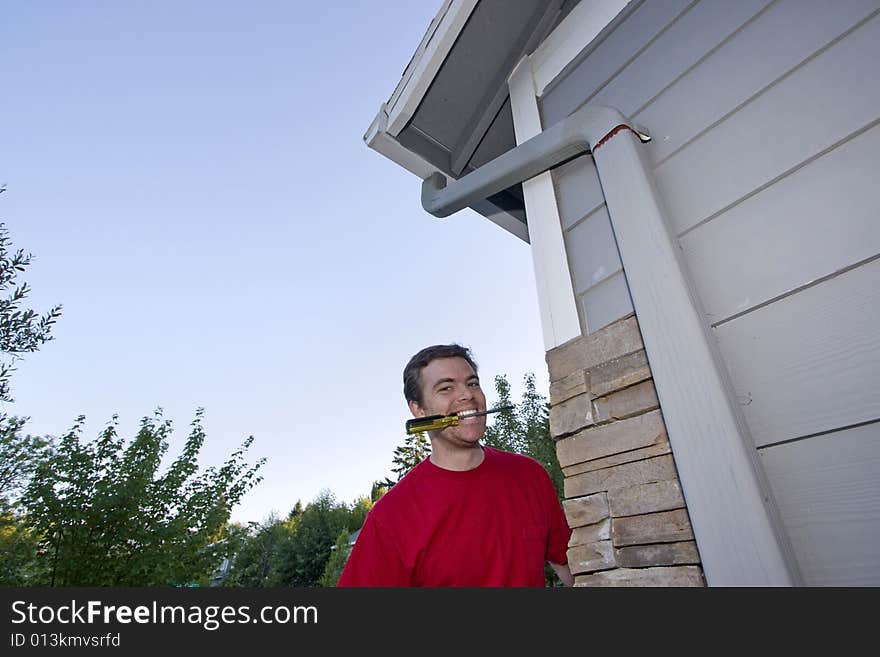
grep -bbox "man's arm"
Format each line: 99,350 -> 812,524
549,561 -> 574,587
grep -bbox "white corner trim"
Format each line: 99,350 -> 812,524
508,57 -> 581,351
530,0 -> 631,96
385,0 -> 480,136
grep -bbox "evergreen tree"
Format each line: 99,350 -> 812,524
483,374 -> 523,453
319,527 -> 352,587
519,373 -> 563,497
390,431 -> 430,481
223,514 -> 293,587
274,490 -> 355,587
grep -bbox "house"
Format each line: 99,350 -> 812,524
365,0 -> 880,585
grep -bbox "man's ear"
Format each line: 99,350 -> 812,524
409,400 -> 426,418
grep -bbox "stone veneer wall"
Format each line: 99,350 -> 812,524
547,314 -> 706,586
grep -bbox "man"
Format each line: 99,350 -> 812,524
338,344 -> 573,587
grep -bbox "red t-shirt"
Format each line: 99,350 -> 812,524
338,446 -> 571,587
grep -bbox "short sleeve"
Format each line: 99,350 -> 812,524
541,471 -> 572,565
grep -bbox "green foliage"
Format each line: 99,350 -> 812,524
519,373 -> 563,497
0,210 -> 63,585
318,527 -> 353,588
483,374 -> 524,453
222,514 -> 294,587
20,409 -> 265,586
390,430 -> 430,481
0,417 -> 49,511
369,480 -> 389,502
0,214 -> 62,408
274,490 -> 357,587
0,509 -> 42,585
225,491 -> 371,588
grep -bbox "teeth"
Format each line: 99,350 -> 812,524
457,409 -> 479,417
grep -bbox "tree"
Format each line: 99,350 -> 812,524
0,205 -> 62,509
222,514 -> 294,587
272,490 -> 371,587
369,480 -> 389,502
390,430 -> 430,481
0,206 -> 62,408
0,203 -> 63,584
0,417 -> 49,509
319,527 -> 353,587
519,373 -> 563,497
20,409 -> 265,586
483,374 -> 523,453
0,508 -> 42,585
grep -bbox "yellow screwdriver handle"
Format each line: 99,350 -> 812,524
405,414 -> 460,435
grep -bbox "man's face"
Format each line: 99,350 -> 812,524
409,356 -> 487,446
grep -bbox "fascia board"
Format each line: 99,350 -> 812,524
364,107 -> 437,179
384,0 -> 480,136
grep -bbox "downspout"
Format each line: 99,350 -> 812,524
420,104 -> 800,586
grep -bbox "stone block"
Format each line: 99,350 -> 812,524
608,479 -> 685,517
592,380 -> 659,423
562,493 -> 609,529
556,409 -> 666,468
564,455 -> 677,499
550,392 -> 593,439
567,541 -> 616,575
547,316 -> 644,382
549,369 -> 590,406
569,519 -> 611,547
562,442 -> 671,477
574,566 -> 705,587
615,541 -> 700,568
611,509 -> 694,547
588,350 -> 652,398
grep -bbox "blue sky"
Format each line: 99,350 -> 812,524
1,1 -> 549,524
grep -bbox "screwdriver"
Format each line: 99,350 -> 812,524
405,405 -> 515,435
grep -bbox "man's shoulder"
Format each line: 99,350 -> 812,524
369,459 -> 430,517
485,446 -> 544,471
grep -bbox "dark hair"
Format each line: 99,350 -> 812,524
403,344 -> 478,405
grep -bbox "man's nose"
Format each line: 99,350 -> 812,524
457,385 -> 474,401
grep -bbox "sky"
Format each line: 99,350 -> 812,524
0,1 -> 550,525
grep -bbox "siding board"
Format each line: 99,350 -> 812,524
716,259 -> 880,447
589,0 -> 773,116
760,423 -> 880,585
654,11 -> 880,234
553,156 -> 604,229
541,0 -> 694,125
566,206 -> 621,294
681,121 -> 880,323
581,270 -> 633,334
638,0 -> 880,163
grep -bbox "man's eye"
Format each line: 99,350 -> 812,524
468,382 -> 480,387
438,386 -> 451,392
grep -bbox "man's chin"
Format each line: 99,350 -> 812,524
457,430 -> 485,445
